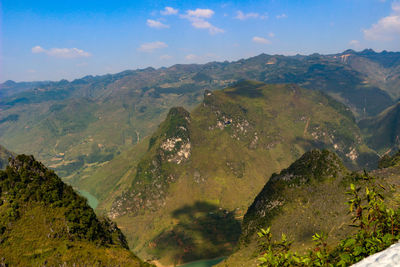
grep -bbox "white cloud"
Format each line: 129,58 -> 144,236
192,19 -> 224,34
393,1 -> 400,12
181,8 -> 224,34
252,36 -> 271,44
160,54 -> 172,60
31,46 -> 91,58
349,40 -> 362,49
349,40 -> 360,46
185,54 -> 200,61
276,13 -> 288,19
161,7 -> 178,15
147,19 -> 169,29
235,11 -> 259,20
47,48 -> 91,58
185,53 -> 219,62
363,2 -> 400,41
186,8 -> 214,18
138,41 -> 168,52
191,19 -> 212,29
32,46 -> 45,53
268,32 -> 275,38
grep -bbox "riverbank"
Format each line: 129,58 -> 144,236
78,190 -> 99,209
152,257 -> 226,267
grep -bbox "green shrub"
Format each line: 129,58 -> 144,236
257,174 -> 400,266
0,154 -> 126,246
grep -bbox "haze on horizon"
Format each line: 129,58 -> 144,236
1,0 -> 399,82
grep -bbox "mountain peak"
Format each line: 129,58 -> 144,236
342,49 -> 356,54
167,106 -> 190,120
110,106 -> 192,218
241,149 -> 348,240
271,149 -> 346,184
360,48 -> 376,55
2,80 -> 16,86
9,154 -> 47,176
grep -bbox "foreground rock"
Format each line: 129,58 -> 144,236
352,242 -> 400,267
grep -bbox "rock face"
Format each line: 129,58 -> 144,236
110,107 -> 191,218
351,242 -> 400,267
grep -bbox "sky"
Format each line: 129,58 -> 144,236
1,0 -> 399,82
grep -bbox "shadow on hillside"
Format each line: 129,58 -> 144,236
150,201 -> 241,265
294,136 -> 378,171
225,81 -> 264,98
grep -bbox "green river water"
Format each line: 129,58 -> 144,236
179,257 -> 226,267
78,190 -> 99,209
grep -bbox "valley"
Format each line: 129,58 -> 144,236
3,0 -> 400,265
1,50 -> 400,266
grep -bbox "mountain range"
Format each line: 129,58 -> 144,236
0,49 -> 399,192
1,49 -> 400,266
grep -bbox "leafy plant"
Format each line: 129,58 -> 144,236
378,150 -> 400,169
257,174 -> 400,266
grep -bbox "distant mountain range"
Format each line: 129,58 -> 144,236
0,80 -> 51,98
0,49 -> 399,191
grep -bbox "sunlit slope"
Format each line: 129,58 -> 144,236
0,154 -> 152,266
219,149 -> 400,267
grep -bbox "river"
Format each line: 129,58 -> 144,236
178,257 -> 226,267
78,190 -> 99,209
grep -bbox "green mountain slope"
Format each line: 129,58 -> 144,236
96,81 -> 377,265
0,154 -> 151,266
359,102 -> 400,154
0,80 -> 51,98
241,150 -> 348,241
378,149 -> 400,169
219,149 -> 400,267
77,136 -> 150,209
0,50 -> 397,191
0,144 -> 14,169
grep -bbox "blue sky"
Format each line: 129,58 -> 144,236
1,0 -> 399,82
